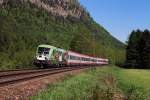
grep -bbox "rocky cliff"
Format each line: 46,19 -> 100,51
0,0 -> 83,19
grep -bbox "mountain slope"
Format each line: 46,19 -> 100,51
0,0 -> 125,69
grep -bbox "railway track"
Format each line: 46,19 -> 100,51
0,67 -> 67,77
0,66 -> 89,86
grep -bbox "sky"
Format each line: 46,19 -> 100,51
79,0 -> 150,43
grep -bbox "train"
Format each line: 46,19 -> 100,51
34,44 -> 109,68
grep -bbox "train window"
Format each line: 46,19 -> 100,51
58,51 -> 62,55
85,58 -> 88,61
70,55 -> 73,60
81,57 -> 89,61
91,59 -> 97,62
69,56 -> 92,61
78,57 -> 80,60
67,55 -> 70,59
38,47 -> 50,54
69,56 -> 71,60
82,57 -> 85,61
69,55 -> 79,60
85,58 -> 87,61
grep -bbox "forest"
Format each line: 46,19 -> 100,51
0,0 -> 125,70
125,29 -> 150,69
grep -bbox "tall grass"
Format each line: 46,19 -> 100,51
30,66 -> 150,100
112,67 -> 150,100
30,67 -> 123,100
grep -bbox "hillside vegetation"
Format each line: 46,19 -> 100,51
31,66 -> 150,100
0,0 -> 125,69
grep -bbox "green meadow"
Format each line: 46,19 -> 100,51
30,66 -> 150,100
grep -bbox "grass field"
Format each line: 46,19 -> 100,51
112,67 -> 150,100
30,66 -> 150,100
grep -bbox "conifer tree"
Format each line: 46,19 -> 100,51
126,30 -> 142,67
141,29 -> 150,68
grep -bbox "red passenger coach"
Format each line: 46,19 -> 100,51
66,51 -> 91,66
65,51 -> 109,66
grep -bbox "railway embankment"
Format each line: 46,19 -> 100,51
0,66 -> 150,100
0,66 -> 88,100
31,66 -> 150,100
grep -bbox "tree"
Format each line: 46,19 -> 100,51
140,30 -> 150,68
126,30 -> 142,68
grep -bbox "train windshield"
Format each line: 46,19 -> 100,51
38,47 -> 50,54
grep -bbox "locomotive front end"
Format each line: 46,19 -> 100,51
34,45 -> 52,68
34,45 -> 67,68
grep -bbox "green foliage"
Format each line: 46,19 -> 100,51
125,29 -> 150,68
0,1 -> 125,70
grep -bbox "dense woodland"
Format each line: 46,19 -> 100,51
0,0 -> 125,70
125,29 -> 150,69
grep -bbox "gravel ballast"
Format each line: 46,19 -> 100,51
0,69 -> 85,100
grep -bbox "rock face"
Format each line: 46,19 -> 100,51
0,0 -> 83,19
